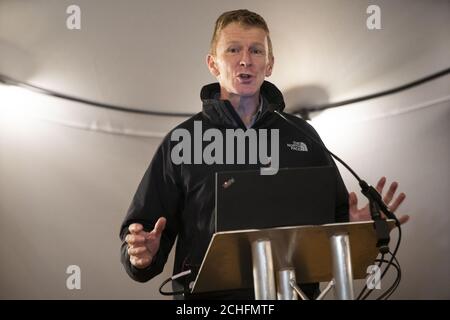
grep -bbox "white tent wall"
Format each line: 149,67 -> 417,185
0,0 -> 449,299
0,118 -> 173,299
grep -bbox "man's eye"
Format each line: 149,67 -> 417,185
252,49 -> 263,54
228,48 -> 239,53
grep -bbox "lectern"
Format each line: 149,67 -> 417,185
191,220 -> 395,300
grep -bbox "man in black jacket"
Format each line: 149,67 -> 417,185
120,9 -> 408,299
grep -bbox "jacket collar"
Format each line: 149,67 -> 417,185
200,81 -> 285,129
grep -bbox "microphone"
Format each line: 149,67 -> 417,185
273,110 -> 400,253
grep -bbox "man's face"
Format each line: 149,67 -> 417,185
207,22 -> 274,99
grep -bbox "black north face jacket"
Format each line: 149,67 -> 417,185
120,81 -> 349,299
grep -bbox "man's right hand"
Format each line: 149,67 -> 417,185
125,217 -> 166,269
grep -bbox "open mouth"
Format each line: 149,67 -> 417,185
237,73 -> 253,81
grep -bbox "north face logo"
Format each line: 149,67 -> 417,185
287,141 -> 308,152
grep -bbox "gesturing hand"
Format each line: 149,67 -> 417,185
349,177 -> 409,225
125,217 -> 167,269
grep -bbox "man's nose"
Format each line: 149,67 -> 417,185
239,50 -> 252,67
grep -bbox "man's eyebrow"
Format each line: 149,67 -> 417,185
225,41 -> 241,46
225,41 -> 265,47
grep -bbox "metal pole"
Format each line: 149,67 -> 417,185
277,268 -> 298,300
330,233 -> 354,300
251,239 -> 276,300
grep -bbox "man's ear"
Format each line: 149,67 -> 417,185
207,54 -> 220,77
265,56 -> 274,77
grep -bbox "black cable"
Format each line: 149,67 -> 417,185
1,66 -> 449,118
362,255 -> 401,300
357,253 -> 385,300
158,269 -> 192,296
158,277 -> 186,296
378,253 -> 402,300
0,73 -> 194,117
353,252 -> 402,300
375,254 -> 401,300
361,250 -> 402,300
297,67 -> 450,119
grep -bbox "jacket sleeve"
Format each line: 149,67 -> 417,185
119,137 -> 183,282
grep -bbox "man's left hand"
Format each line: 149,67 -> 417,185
349,176 -> 410,225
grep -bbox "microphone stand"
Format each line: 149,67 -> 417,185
273,110 -> 401,254
359,181 -> 392,253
